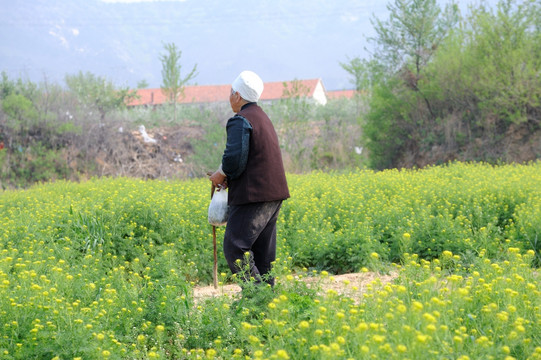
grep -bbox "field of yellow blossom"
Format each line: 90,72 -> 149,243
1,161 -> 540,359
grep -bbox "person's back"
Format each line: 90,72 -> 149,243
227,102 -> 289,205
209,70 -> 289,287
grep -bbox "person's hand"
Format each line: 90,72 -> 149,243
208,171 -> 227,190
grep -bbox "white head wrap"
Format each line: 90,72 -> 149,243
232,70 -> 264,102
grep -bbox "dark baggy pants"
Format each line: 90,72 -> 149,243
223,200 -> 283,286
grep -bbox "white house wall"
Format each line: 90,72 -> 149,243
312,81 -> 328,106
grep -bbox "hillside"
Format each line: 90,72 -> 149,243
398,121 -> 541,168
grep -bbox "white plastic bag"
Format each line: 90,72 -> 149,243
208,189 -> 229,226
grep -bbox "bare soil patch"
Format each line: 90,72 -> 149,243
193,271 -> 398,302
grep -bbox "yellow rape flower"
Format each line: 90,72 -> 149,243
422,313 -> 437,323
412,301 -> 424,311
248,335 -> 259,343
373,335 -> 385,343
397,344 -> 407,353
416,334 -> 429,344
299,321 -> 309,329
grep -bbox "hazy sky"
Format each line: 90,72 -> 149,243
1,0 -> 501,90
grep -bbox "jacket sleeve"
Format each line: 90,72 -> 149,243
221,115 -> 252,180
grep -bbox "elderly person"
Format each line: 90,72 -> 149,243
209,70 -> 290,287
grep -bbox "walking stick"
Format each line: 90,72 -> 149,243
210,184 -> 218,289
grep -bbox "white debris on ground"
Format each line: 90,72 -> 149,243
173,153 -> 183,163
139,125 -> 157,144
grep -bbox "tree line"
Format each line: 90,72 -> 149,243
0,42 -> 203,188
341,0 -> 540,169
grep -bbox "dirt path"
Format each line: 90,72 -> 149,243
193,271 -> 398,302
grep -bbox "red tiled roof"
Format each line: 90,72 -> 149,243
326,90 -> 357,99
128,84 -> 231,106
128,79 -> 324,106
260,79 -> 321,100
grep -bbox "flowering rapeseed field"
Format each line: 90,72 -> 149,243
0,162 -> 540,359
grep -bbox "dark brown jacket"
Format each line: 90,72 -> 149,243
227,103 -> 290,205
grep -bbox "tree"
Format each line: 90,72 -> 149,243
369,0 -> 459,77
340,57 -> 371,92
459,0 -> 541,124
137,79 -> 149,89
160,43 -> 198,122
2,93 -> 39,134
0,72 -> 16,100
341,0 -> 460,169
339,57 -> 385,114
65,71 -> 136,121
0,74 -> 39,142
358,0 -> 541,169
372,0 -> 458,120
